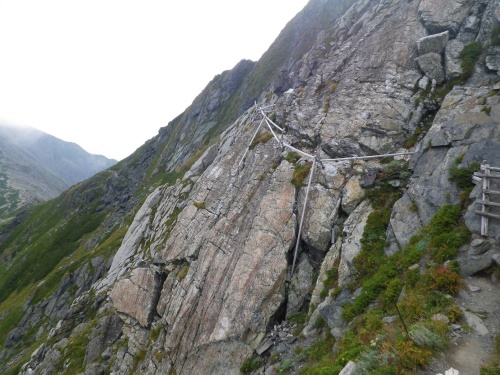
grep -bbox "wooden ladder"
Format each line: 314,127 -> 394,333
474,162 -> 500,237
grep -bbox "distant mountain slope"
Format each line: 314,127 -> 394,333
0,125 -> 117,186
0,125 -> 116,220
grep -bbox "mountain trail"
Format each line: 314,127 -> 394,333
421,275 -> 500,375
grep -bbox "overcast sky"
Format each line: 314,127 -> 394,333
0,1 -> 309,160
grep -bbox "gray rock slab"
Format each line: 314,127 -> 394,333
417,31 -> 449,55
486,46 -> 500,73
417,53 -> 445,84
461,309 -> 488,336
339,361 -> 356,375
255,338 -> 274,355
460,251 -> 494,276
419,0 -> 473,37
445,39 -> 464,79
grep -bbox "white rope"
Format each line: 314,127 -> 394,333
240,105 -> 416,275
291,157 -> 317,276
263,116 -> 281,145
260,110 -> 285,132
282,142 -> 315,160
321,152 -> 414,163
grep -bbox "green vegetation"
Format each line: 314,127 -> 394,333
177,265 -> 190,281
449,156 -> 480,190
459,41 -> 483,79
292,159 -> 474,374
319,267 -> 339,300
297,204 -> 468,374
482,105 -> 492,115
277,359 -> 294,374
449,156 -> 480,207
491,27 -> 500,46
283,151 -> 313,189
0,204 -> 105,304
292,162 -> 312,188
249,132 -> 274,150
284,152 -> 301,164
193,201 -> 206,210
240,356 -> 266,374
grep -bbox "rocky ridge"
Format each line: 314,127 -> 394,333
3,0 -> 500,374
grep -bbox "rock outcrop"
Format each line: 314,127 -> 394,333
5,0 -> 500,374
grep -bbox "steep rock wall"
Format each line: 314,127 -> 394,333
13,0 -> 500,373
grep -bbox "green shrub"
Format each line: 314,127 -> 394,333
277,359 -> 294,374
319,268 -> 339,300
177,265 -> 190,281
491,27 -> 500,46
249,132 -> 273,149
409,323 -> 445,350
193,201 -> 206,210
459,41 -> 482,78
482,105 -> 492,115
449,161 -> 480,189
284,152 -> 301,164
240,356 -> 265,374
424,265 -> 462,295
291,162 -> 312,188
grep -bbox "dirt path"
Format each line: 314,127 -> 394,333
421,275 -> 500,374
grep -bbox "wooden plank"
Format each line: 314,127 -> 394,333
476,200 -> 500,208
484,189 -> 500,196
488,166 -> 500,171
475,210 -> 500,220
473,172 -> 500,179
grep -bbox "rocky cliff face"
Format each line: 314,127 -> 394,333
3,0 -> 500,374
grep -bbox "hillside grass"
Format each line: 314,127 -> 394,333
298,204 -> 468,374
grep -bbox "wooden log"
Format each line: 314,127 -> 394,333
475,211 -> 500,220
483,189 -> 500,196
473,173 -> 500,179
475,200 -> 500,208
481,165 -> 490,237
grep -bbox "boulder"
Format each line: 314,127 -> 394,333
418,0 -> 473,37
460,308 -> 488,335
417,31 -> 449,55
416,53 -> 445,84
418,76 -> 430,91
341,175 -> 365,214
386,193 -> 423,255
468,238 -> 493,256
339,361 -> 357,375
5,327 -> 23,348
85,315 -> 123,364
110,267 -> 164,327
459,250 -> 495,276
299,183 -> 339,254
287,256 -> 314,315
